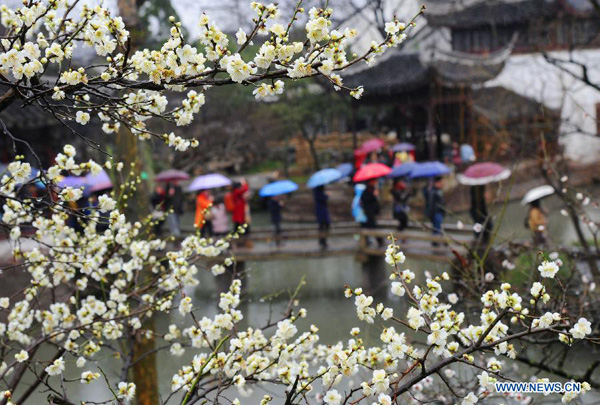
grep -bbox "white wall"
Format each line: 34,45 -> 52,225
487,49 -> 600,163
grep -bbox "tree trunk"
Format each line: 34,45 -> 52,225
307,136 -> 321,171
115,1 -> 159,404
300,127 -> 321,171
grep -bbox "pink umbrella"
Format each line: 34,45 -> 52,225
155,169 -> 190,182
457,162 -> 511,186
353,163 -> 392,182
359,138 -> 385,154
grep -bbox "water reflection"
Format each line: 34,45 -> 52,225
24,195 -> 600,403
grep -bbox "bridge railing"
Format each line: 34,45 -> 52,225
181,220 -> 472,240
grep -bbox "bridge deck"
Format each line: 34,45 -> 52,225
200,224 -> 472,263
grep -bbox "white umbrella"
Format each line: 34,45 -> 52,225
521,185 -> 555,205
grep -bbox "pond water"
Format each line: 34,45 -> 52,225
24,193 -> 600,403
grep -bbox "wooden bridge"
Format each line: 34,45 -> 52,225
184,220 -> 472,263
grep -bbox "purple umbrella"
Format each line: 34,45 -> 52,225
188,173 -> 231,192
155,169 -> 190,182
58,176 -> 87,188
86,170 -> 112,194
391,142 -> 415,152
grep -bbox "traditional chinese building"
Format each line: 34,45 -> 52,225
346,0 -> 600,162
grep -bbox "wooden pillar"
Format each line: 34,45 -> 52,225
351,102 -> 358,151
467,88 -> 476,152
426,81 -> 438,160
459,86 -> 466,143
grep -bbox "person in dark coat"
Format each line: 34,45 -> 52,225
426,177 -> 445,237
268,196 -> 283,246
164,182 -> 184,237
313,186 -> 330,249
360,180 -> 383,246
470,185 -> 492,244
391,179 -> 409,231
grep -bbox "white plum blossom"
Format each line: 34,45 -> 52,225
178,297 -> 193,316
462,392 -> 478,404
569,318 -> 591,339
117,382 -> 136,401
0,3 -> 596,404
45,357 -> 65,376
14,350 -> 28,363
324,389 -> 342,405
80,371 -> 100,384
385,244 -> 406,266
538,260 -> 560,278
75,111 -> 90,125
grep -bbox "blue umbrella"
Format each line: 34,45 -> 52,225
307,168 -> 342,188
336,163 -> 353,178
387,162 -> 419,178
259,180 -> 298,197
409,162 -> 451,179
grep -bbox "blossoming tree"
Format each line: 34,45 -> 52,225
0,1 -> 597,405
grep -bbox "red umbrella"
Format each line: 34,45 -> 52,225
155,169 -> 190,182
353,163 -> 392,182
457,162 -> 511,186
359,138 -> 385,154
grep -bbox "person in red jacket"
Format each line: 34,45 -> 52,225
231,179 -> 249,232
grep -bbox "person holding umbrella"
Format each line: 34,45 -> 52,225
307,168 -> 341,249
164,181 -> 184,237
188,173 -> 232,238
409,162 -> 451,238
361,180 -> 383,247
522,185 -> 554,246
259,180 -> 298,246
470,185 -> 491,244
391,179 -> 409,231
268,196 -> 284,245
313,186 -> 330,249
353,163 -> 391,247
426,177 -> 446,238
458,162 -> 512,245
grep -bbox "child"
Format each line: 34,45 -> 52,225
211,197 -> 230,238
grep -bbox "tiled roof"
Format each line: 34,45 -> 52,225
425,0 -> 559,28
344,53 -> 431,97
344,49 -> 508,97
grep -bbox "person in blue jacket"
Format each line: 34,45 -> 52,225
313,186 -> 330,249
352,184 -> 367,224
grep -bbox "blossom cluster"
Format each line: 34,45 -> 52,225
0,147 -> 597,404
0,1 -> 412,151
